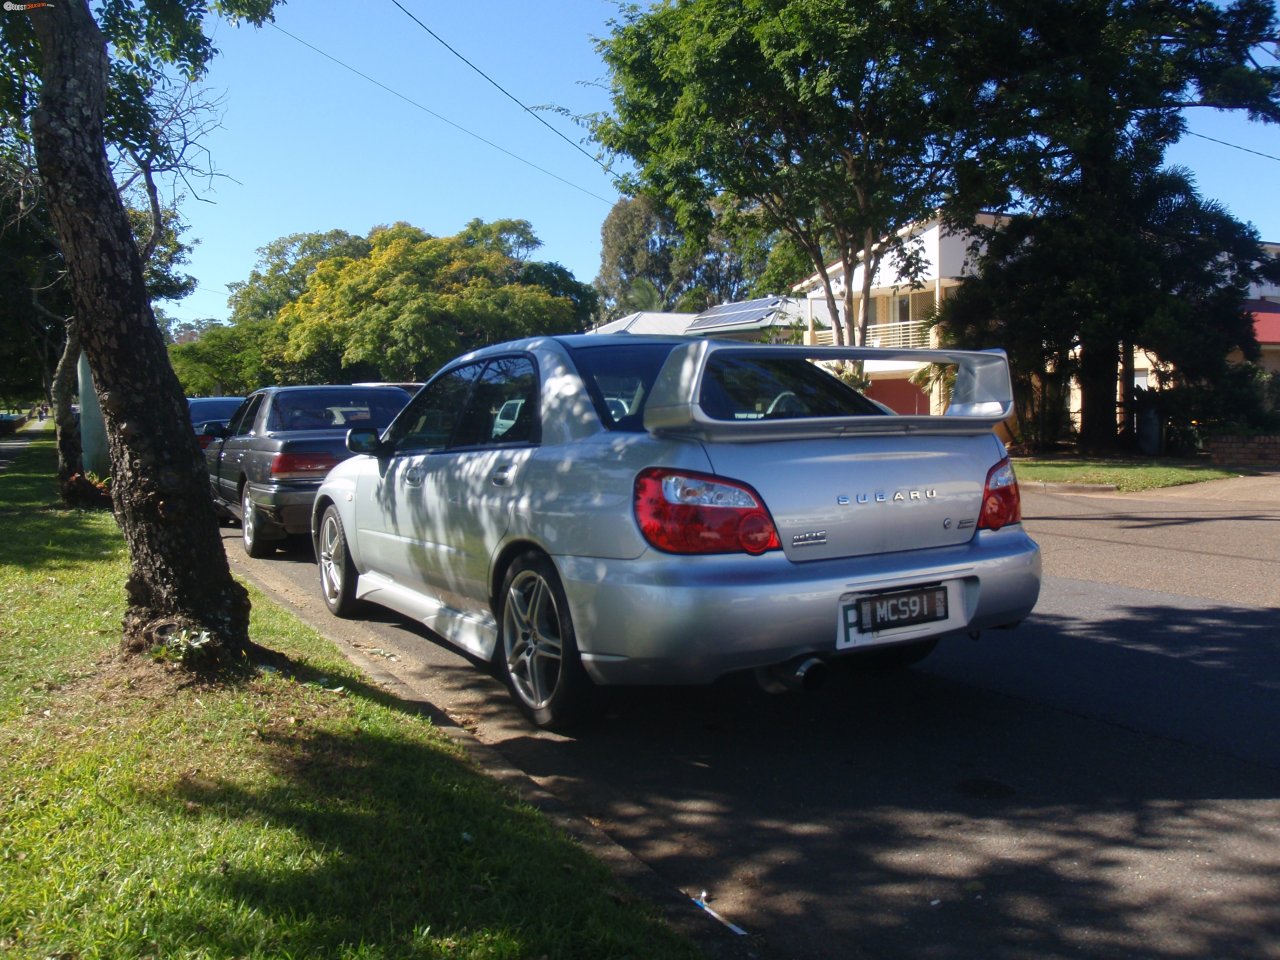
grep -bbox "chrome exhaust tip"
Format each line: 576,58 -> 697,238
755,656 -> 829,694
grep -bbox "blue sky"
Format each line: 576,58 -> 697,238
166,0 -> 1280,326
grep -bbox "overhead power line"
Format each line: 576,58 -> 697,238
265,21 -> 614,206
387,0 -> 606,170
1185,130 -> 1280,164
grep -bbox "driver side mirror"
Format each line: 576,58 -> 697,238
347,426 -> 391,457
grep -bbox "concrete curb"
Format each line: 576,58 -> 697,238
1024,481 -> 1119,493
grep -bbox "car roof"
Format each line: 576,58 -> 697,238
255,384 -> 410,394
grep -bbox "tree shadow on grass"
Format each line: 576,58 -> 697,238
136,665 -> 700,960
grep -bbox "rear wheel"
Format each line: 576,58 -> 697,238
497,552 -> 593,730
241,485 -> 275,558
317,505 -> 359,617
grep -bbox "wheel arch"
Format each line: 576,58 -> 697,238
311,493 -> 337,545
489,537 -> 566,620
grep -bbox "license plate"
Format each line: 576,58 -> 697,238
842,585 -> 948,642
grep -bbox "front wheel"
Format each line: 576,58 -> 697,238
241,485 -> 274,558
316,505 -> 360,617
497,552 -> 594,730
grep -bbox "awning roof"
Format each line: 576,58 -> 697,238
1249,300 -> 1280,345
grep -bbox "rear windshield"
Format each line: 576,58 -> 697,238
567,340 -> 886,431
267,388 -> 410,432
188,397 -> 244,423
700,354 -> 886,421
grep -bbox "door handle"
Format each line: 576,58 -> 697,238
404,466 -> 424,487
490,465 -> 514,487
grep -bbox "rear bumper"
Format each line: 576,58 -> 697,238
246,481 -> 320,537
556,526 -> 1041,686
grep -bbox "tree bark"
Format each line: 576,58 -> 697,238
51,318 -> 94,506
29,0 -> 252,663
1077,339 -> 1121,453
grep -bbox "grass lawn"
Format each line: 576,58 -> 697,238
1012,456 -> 1242,492
0,434 -> 702,960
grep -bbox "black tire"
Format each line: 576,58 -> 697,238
497,551 -> 594,730
316,505 -> 360,617
241,484 -> 275,558
855,637 -> 939,670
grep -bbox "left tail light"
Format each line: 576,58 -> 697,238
270,452 -> 340,480
634,468 -> 781,555
978,458 -> 1021,531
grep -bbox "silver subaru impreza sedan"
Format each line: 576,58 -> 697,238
313,335 -> 1040,728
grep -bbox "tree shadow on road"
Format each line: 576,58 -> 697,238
491,601 -> 1280,960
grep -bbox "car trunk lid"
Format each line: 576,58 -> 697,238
701,434 -> 993,561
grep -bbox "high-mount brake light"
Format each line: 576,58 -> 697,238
978,458 -> 1021,531
270,452 -> 340,480
633,468 -> 781,555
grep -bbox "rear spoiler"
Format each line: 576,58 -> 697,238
642,341 -> 1014,441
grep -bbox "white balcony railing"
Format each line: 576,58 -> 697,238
803,320 -> 931,348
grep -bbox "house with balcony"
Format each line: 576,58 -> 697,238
790,214 -> 997,413
790,223 -> 1280,417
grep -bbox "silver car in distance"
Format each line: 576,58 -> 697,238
313,336 -> 1041,729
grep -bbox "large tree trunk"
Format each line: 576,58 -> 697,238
29,1 -> 252,664
1077,339 -> 1121,453
50,318 -> 102,507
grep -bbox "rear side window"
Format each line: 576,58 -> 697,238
700,355 -> 886,421
228,395 -> 263,437
566,341 -> 676,432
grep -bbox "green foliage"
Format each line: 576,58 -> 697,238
594,0 -> 983,343
173,220 -> 594,392
226,229 -> 373,328
934,0 -> 1280,450
1,2 -> 279,154
595,193 -> 810,320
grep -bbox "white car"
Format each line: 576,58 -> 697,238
313,336 -> 1041,728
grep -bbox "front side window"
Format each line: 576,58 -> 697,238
389,364 -> 484,452
387,356 -> 539,452
451,356 -> 540,447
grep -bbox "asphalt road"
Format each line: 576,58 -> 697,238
226,478 -> 1280,960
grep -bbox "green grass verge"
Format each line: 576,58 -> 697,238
0,434 -> 701,960
1012,457 -> 1240,492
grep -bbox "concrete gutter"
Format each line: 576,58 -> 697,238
1023,481 -> 1118,493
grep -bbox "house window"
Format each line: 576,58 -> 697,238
895,295 -> 911,323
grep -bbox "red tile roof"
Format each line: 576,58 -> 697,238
1249,300 -> 1280,345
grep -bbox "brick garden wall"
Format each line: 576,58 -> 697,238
1205,434 -> 1280,468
